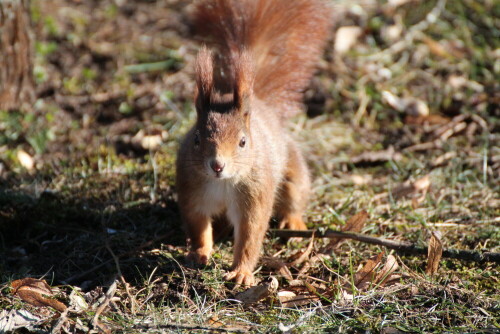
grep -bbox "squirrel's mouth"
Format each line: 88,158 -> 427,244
208,169 -> 233,180
206,158 -> 232,180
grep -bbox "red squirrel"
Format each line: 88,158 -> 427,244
176,0 -> 331,286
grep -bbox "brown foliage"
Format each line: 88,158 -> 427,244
11,278 -> 67,312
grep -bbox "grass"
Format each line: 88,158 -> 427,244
1,0 -> 499,333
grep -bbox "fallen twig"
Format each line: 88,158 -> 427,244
270,229 -> 500,264
92,279 -> 117,334
105,239 -> 138,314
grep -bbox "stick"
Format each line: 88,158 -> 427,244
105,239 -> 138,314
92,279 -> 117,333
271,229 -> 500,264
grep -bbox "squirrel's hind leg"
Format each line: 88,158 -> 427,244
275,142 -> 311,230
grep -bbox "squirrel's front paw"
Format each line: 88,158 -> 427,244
186,248 -> 211,266
278,214 -> 307,230
224,268 -> 255,287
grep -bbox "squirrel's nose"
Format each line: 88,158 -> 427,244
210,160 -> 225,173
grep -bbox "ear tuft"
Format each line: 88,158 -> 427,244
233,50 -> 255,111
195,46 -> 214,111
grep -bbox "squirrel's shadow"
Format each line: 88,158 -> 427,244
0,182 -> 189,294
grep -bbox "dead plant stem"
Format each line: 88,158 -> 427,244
271,229 -> 500,263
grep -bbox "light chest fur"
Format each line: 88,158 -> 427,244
196,178 -> 242,226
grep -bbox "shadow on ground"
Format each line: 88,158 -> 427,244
0,177 -> 186,293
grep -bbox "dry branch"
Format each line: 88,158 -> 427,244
271,229 -> 500,264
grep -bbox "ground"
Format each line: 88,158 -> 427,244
0,0 -> 499,333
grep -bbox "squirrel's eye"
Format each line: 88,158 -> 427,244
239,136 -> 246,148
194,133 -> 200,146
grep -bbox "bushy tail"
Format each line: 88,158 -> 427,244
193,0 -> 332,118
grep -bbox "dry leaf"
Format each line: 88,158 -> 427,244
0,309 -> 46,333
132,129 -> 164,150
431,152 -> 457,167
354,252 -> 384,290
277,290 -> 296,301
340,289 -> 354,302
342,210 -> 368,233
278,291 -> 317,307
17,150 -> 34,170
349,174 -> 373,185
290,235 -> 315,266
437,122 -> 467,141
432,114 -> 468,140
426,231 -> 443,275
374,255 -> 399,286
404,114 -> 450,126
94,321 -> 112,334
412,175 -> 431,208
297,254 -> 323,277
11,278 -> 67,312
69,289 -> 88,313
413,175 -> 431,191
348,254 -> 401,292
335,26 -> 362,54
207,315 -> 224,328
391,174 -> 431,205
234,276 -> 278,304
328,211 -> 369,249
421,35 -> 451,59
261,257 -> 294,281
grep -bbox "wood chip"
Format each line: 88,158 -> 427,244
334,26 -> 362,54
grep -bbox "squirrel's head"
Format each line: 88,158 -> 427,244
190,47 -> 255,180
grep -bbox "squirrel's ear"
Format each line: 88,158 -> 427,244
195,46 -> 214,113
233,51 -> 254,118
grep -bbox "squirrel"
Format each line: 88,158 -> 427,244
176,0 -> 331,286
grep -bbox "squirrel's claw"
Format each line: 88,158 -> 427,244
278,214 -> 307,230
186,248 -> 211,267
224,268 -> 255,288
